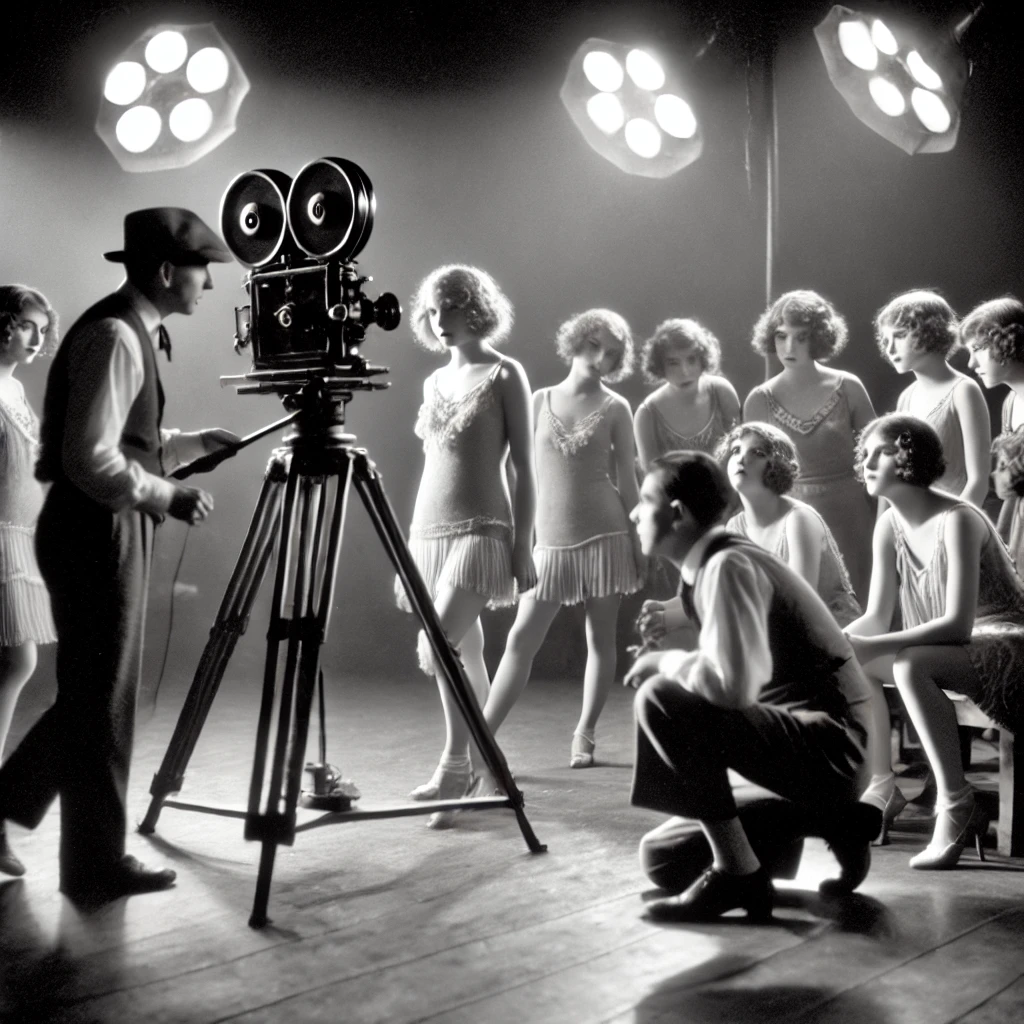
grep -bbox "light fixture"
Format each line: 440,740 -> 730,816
95,22 -> 249,172
814,4 -> 982,154
561,37 -> 703,178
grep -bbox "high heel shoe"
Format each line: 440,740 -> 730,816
873,785 -> 908,847
409,761 -> 472,802
426,771 -> 476,829
909,791 -> 989,870
570,732 -> 595,769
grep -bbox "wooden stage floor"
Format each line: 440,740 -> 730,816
2,669 -> 1023,1023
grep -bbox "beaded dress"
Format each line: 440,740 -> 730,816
890,502 -> 1024,731
0,380 -> 56,645
726,499 -> 861,627
532,389 -> 640,604
896,378 -> 969,498
749,377 -> 874,602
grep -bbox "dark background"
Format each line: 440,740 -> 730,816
2,0 -> 1022,689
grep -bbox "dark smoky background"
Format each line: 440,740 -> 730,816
3,0 -> 1022,694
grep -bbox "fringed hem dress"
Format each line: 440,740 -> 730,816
891,501 -> 1024,732
395,362 -> 516,673
0,383 -> 57,646
726,499 -> 862,628
530,389 -> 641,605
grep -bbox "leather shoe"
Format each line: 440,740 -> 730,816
62,855 -> 176,903
645,866 -> 773,924
0,825 -> 26,877
819,804 -> 882,898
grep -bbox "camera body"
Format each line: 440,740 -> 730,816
220,158 -> 400,375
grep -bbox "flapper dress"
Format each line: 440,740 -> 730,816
726,499 -> 862,627
531,389 -> 640,604
635,376 -> 733,461
891,502 -> 1024,731
896,378 -> 969,498
0,383 -> 57,645
995,392 -> 1024,577
749,377 -> 874,602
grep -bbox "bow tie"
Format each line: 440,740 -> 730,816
156,323 -> 172,362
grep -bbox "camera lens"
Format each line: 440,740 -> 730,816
307,192 -> 327,227
240,202 -> 261,236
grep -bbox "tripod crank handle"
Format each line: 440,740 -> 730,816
170,412 -> 302,480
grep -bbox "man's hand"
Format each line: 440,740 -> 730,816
637,600 -> 667,644
169,485 -> 214,526
623,651 -> 663,689
200,427 -> 241,454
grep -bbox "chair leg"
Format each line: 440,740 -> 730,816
998,729 -> 1024,857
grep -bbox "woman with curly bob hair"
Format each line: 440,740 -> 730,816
744,290 -> 877,602
398,265 -> 537,827
480,309 -> 643,777
0,284 -> 59,876
718,422 -> 861,626
877,289 -> 990,506
633,318 -> 740,474
963,296 -> 1024,568
845,414 -> 1024,868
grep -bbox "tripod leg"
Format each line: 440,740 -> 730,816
350,450 -> 546,854
249,841 -> 277,929
140,457 -> 287,834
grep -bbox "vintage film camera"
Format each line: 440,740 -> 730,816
219,157 -> 401,393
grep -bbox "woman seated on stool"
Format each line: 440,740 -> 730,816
845,414 -> 1024,868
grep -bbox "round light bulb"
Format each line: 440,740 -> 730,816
911,88 -> 952,133
186,47 -> 230,93
624,118 -> 661,158
586,93 -> 625,134
907,51 -> 943,91
625,49 -> 665,91
654,94 -> 697,139
104,61 -> 146,106
169,98 -> 214,141
871,19 -> 899,56
838,20 -> 878,71
144,30 -> 188,73
115,106 -> 162,153
582,51 -> 624,92
868,77 -> 906,117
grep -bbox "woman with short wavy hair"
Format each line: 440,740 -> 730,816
845,414 -> 1024,869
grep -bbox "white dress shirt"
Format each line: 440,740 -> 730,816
657,527 -> 775,709
61,281 -> 206,514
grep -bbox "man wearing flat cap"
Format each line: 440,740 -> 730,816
0,208 -> 238,901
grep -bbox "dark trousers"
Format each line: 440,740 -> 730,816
0,483 -> 151,886
631,675 -> 868,847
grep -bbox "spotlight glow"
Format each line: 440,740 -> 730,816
907,51 -> 943,90
625,49 -> 665,91
169,98 -> 213,141
911,88 -> 952,133
654,94 -> 697,139
838,20 -> 878,71
104,62 -> 146,105
115,105 -> 162,152
624,118 -> 661,158
871,19 -> 899,55
145,30 -> 188,73
582,50 -> 624,92
586,92 -> 625,134
869,77 -> 906,116
186,47 -> 229,92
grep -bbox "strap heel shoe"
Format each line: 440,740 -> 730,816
409,762 -> 472,802
569,732 -> 595,769
874,785 -> 908,847
909,790 -> 989,870
645,866 -> 774,924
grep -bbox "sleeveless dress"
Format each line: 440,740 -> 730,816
532,389 -> 640,604
750,377 -> 874,603
896,378 -> 969,498
0,384 -> 57,646
396,362 -> 516,616
726,500 -> 862,627
636,377 -> 733,461
891,503 -> 1024,731
995,392 -> 1024,576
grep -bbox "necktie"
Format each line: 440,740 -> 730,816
157,323 -> 172,362
679,579 -> 698,626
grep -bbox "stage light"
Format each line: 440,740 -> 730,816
561,37 -> 703,179
814,4 -> 981,154
95,22 -> 249,172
